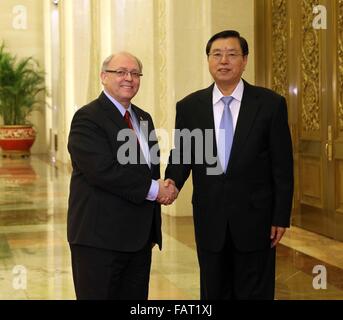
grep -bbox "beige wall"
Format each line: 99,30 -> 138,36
0,0 -> 46,154
211,0 -> 255,84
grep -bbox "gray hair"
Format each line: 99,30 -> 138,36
101,52 -> 143,72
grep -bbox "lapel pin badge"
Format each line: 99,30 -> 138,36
140,116 -> 147,126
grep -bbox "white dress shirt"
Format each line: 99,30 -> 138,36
212,79 -> 244,149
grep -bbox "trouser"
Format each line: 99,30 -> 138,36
197,225 -> 276,300
70,242 -> 152,300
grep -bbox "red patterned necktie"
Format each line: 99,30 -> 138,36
124,111 -> 140,145
124,111 -> 134,130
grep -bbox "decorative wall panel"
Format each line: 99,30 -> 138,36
301,0 -> 320,135
300,156 -> 323,208
338,0 -> 343,130
271,0 -> 288,98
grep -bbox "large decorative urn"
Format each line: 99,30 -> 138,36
0,125 -> 36,157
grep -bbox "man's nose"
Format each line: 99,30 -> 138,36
219,54 -> 230,63
124,72 -> 133,80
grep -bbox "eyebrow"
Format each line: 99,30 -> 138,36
211,48 -> 239,52
110,67 -> 140,72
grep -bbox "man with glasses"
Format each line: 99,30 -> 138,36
67,52 -> 177,299
165,30 -> 294,299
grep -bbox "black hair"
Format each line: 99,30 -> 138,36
206,30 -> 249,56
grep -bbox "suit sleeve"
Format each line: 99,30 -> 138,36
68,108 -> 151,204
144,112 -> 160,200
165,101 -> 192,191
270,96 -> 294,227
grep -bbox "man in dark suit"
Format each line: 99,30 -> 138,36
67,52 -> 176,299
165,30 -> 294,299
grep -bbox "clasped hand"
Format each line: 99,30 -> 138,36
157,179 -> 179,205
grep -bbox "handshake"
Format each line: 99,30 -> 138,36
156,179 -> 179,205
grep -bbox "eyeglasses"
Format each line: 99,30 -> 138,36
208,51 -> 243,61
105,69 -> 143,79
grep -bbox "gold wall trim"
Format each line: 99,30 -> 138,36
338,0 -> 343,130
301,0 -> 320,135
271,0 -> 288,98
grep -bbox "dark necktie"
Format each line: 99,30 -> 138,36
124,111 -> 134,130
124,111 -> 140,145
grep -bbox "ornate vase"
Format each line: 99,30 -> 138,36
0,125 -> 36,157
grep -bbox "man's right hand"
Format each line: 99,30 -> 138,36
157,179 -> 179,205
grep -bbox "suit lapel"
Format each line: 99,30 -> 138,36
198,85 -> 218,159
131,104 -> 151,147
131,104 -> 160,175
98,92 -> 127,130
227,81 -> 260,174
98,92 -> 153,174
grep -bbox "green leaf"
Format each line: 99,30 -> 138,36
0,42 -> 46,125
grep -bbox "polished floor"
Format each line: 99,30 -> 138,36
0,155 -> 342,300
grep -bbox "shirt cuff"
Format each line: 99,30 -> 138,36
146,179 -> 159,201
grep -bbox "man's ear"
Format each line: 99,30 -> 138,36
243,55 -> 248,71
100,71 -> 107,85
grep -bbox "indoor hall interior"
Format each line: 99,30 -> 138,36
0,155 -> 342,300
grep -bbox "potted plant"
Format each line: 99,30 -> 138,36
0,42 -> 46,157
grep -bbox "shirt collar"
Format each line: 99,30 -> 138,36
212,79 -> 244,105
103,90 -> 133,117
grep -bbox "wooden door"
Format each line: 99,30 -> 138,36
255,0 -> 343,240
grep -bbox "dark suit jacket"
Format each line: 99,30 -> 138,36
67,92 -> 162,252
165,80 -> 293,252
